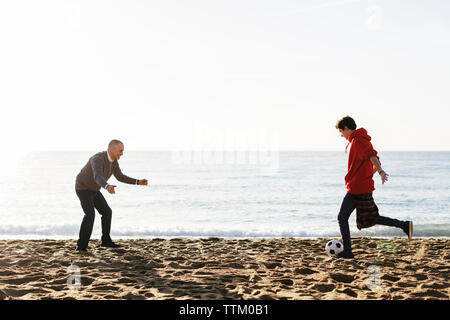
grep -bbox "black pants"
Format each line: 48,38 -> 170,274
338,192 -> 404,254
76,189 -> 112,249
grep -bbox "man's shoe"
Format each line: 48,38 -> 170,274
76,246 -> 87,252
100,241 -> 120,248
402,221 -> 413,240
333,251 -> 354,259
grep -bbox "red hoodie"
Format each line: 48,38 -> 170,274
345,128 -> 379,194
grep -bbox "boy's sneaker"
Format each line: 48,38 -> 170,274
402,221 -> 413,240
333,251 -> 354,259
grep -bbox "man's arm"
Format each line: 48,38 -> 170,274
91,156 -> 109,189
370,156 -> 389,184
113,163 -> 139,185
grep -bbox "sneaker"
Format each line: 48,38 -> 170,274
333,251 -> 354,259
402,221 -> 413,240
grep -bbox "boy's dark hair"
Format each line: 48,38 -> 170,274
335,116 -> 357,130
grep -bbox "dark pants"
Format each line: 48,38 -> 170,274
76,189 -> 112,249
338,192 -> 404,253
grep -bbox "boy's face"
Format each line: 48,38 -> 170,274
339,127 -> 353,140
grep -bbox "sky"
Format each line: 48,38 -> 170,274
1,0 -> 449,157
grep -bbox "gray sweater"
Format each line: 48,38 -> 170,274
75,151 -> 137,191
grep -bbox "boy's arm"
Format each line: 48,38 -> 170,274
370,156 -> 389,184
370,156 -> 383,173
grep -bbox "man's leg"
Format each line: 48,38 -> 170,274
76,190 -> 96,250
337,192 -> 356,255
93,191 -> 113,243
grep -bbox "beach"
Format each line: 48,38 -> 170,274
0,238 -> 450,300
0,237 -> 448,300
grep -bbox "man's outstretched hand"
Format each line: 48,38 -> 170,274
138,179 -> 148,186
106,185 -> 117,194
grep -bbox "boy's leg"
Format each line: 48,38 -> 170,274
376,216 -> 413,239
337,193 -> 356,254
376,216 -> 404,228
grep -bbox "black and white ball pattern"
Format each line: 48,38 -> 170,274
325,240 -> 344,257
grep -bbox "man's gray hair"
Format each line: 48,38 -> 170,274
108,139 -> 124,149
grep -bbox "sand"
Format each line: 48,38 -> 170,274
0,237 -> 448,300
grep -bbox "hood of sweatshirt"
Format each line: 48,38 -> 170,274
346,128 -> 371,152
348,127 -> 371,142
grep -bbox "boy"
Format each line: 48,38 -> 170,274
335,116 -> 413,258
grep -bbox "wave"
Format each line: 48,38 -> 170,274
0,223 -> 449,239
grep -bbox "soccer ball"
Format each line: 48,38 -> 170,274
325,240 -> 344,257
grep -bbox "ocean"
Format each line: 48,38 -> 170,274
0,151 -> 449,239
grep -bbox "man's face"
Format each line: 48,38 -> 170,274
109,144 -> 124,160
339,127 -> 352,140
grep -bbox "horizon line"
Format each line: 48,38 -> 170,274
22,149 -> 450,152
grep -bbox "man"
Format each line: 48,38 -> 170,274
335,116 -> 413,259
75,140 -> 148,251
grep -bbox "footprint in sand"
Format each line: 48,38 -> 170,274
0,270 -> 20,276
412,289 -> 448,299
168,262 -> 183,269
123,255 -> 142,261
1,275 -> 42,285
329,273 -> 355,283
276,279 -> 294,286
251,275 -> 263,282
226,284 -> 237,290
16,258 -> 36,267
263,262 -> 282,269
186,262 -> 206,269
121,293 -> 146,300
193,270 -> 214,275
311,283 -> 335,293
381,274 -> 400,282
80,276 -> 96,286
2,288 -> 32,298
294,267 -> 317,275
166,256 -> 184,262
91,285 -> 121,291
338,288 -> 358,298
219,275 -> 233,283
412,274 -> 428,281
396,281 -> 417,288
116,277 -> 138,284
223,262 -> 244,269
422,282 -> 450,290
257,294 -> 275,300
